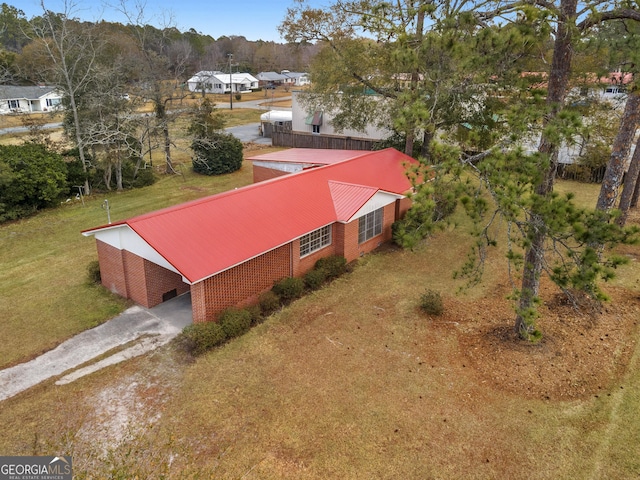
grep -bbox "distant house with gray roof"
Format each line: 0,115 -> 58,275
0,85 -> 63,114
187,71 -> 259,95
257,71 -> 311,88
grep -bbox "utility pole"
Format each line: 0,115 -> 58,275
228,53 -> 233,110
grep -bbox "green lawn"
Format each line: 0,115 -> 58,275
0,160 -> 255,368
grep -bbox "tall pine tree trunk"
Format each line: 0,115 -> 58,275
403,6 -> 425,158
631,172 -> 640,208
617,132 -> 640,226
596,91 -> 640,213
514,0 -> 576,338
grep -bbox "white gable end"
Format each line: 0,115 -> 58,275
350,191 -> 401,221
87,225 -> 182,277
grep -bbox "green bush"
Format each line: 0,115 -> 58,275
0,143 -> 68,222
272,276 -> 305,301
219,307 -> 252,339
304,268 -> 327,290
314,255 -> 347,279
246,304 -> 263,325
419,289 -> 444,316
258,290 -> 281,315
191,132 -> 243,176
179,322 -> 227,356
86,260 -> 101,284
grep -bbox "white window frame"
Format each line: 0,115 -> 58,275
300,225 -> 332,257
358,208 -> 383,244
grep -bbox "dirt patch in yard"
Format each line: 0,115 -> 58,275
447,277 -> 640,401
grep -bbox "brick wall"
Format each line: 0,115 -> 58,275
96,240 -> 188,309
396,197 -> 412,218
144,260 -> 190,306
291,224 -> 339,277
337,203 -> 397,262
252,165 -> 291,183
191,243 -> 292,323
123,250 -> 148,306
96,240 -> 128,297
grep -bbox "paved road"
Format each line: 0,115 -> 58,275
0,293 -> 193,402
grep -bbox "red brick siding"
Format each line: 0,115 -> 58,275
122,250 -> 149,306
337,221 -> 361,262
96,240 -> 128,297
191,243 -> 292,323
144,260 -> 190,307
253,165 -> 291,183
396,197 -> 412,218
291,224 -> 339,277
338,203 -> 397,262
96,240 -> 188,309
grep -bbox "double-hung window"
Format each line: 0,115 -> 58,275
358,208 -> 383,244
300,225 -> 332,257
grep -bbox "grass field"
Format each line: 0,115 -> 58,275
0,135 -> 639,478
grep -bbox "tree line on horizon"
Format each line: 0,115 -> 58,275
0,2 -> 320,86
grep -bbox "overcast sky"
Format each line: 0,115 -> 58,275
17,0 -> 327,42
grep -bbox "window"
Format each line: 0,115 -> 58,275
300,225 -> 332,257
8,100 -> 19,109
358,208 -> 383,244
312,124 -> 321,134
46,98 -> 61,107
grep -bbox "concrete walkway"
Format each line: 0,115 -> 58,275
0,293 -> 193,402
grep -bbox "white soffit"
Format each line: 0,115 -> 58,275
91,225 -> 182,277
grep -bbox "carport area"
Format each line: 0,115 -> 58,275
0,293 -> 193,402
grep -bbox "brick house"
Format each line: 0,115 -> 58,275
82,148 -> 416,323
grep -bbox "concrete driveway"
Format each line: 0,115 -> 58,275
0,293 -> 193,402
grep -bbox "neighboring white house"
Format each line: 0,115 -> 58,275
291,90 -> 391,140
187,71 -> 259,94
257,71 -> 311,87
282,71 -> 311,87
0,85 -> 63,114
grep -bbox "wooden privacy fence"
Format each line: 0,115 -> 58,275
272,124 -> 377,151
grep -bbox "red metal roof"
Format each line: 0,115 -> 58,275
246,148 -> 372,165
84,148 -> 416,284
328,181 -> 377,222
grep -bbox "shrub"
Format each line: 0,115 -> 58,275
272,276 -> 305,301
419,289 -> 444,316
191,132 -> 243,176
235,93 -> 242,101
304,268 -> 327,290
315,255 -> 347,279
259,290 -> 281,315
179,322 -> 227,356
246,304 -> 263,326
0,144 -> 68,222
86,260 -> 101,284
219,307 -> 252,339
